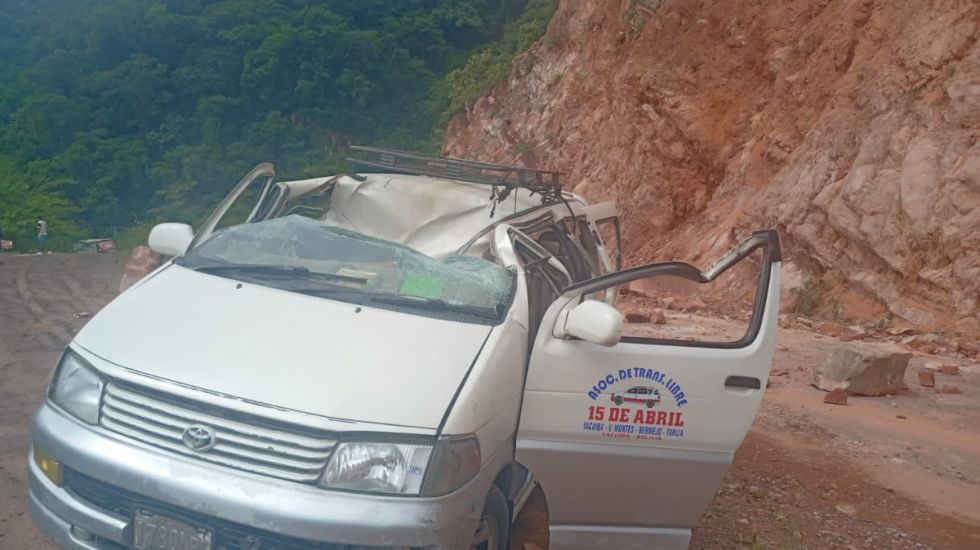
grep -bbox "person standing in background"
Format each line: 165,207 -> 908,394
36,216 -> 48,253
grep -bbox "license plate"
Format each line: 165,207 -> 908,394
133,509 -> 213,550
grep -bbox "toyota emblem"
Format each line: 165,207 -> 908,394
181,424 -> 216,452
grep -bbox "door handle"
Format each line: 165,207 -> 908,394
725,375 -> 761,390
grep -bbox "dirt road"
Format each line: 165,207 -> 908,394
1,254 -> 978,549
0,253 -> 125,549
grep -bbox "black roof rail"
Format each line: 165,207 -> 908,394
347,145 -> 564,204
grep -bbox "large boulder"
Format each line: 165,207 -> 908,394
443,0 -> 980,334
119,246 -> 162,293
811,345 -> 911,396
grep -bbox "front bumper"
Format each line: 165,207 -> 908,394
28,402 -> 489,549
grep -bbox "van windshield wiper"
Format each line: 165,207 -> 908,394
369,294 -> 500,320
191,264 -> 368,285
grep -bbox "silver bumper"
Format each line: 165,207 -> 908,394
29,402 -> 491,549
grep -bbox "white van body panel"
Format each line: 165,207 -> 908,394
73,264 -> 492,430
440,269 -> 529,456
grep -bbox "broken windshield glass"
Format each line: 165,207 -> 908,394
177,215 -> 515,323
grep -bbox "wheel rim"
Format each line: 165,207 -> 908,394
471,514 -> 500,550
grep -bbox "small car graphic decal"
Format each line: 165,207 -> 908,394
610,386 -> 662,408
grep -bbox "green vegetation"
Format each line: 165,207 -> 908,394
443,0 -> 555,114
512,140 -> 534,155
0,0 -> 556,251
790,278 -> 821,317
624,0 -> 664,36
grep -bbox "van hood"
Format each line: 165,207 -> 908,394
74,265 -> 492,430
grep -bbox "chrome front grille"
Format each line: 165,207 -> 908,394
99,383 -> 336,483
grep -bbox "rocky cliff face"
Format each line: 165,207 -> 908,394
444,0 -> 980,334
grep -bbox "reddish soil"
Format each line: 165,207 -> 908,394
445,0 -> 980,337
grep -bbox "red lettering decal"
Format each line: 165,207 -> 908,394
674,412 -> 685,427
632,410 -> 645,423
656,411 -> 668,425
645,411 -> 656,424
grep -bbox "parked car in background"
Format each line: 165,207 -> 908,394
73,239 -> 117,254
28,147 -> 781,549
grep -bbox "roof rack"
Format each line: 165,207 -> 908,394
347,145 -> 564,204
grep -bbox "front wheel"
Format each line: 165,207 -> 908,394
471,485 -> 510,550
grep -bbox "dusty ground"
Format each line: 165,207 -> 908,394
0,253 -> 126,549
1,254 -> 978,549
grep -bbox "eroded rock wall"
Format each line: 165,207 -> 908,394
444,0 -> 980,332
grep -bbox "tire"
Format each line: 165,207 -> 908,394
646,400 -> 656,408
613,396 -> 623,405
471,485 -> 510,550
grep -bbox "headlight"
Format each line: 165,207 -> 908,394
320,441 -> 432,495
49,350 -> 104,424
320,437 -> 480,497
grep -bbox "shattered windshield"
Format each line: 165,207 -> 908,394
176,215 -> 515,324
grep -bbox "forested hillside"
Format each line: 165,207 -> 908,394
0,0 -> 554,249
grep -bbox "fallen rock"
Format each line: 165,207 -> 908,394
938,385 -> 962,394
625,280 -> 654,298
925,361 -> 960,375
817,321 -> 846,337
824,388 -> 848,405
836,503 -> 857,516
958,340 -> 978,356
625,311 -> 651,323
918,342 -> 939,355
652,308 -> 667,324
840,325 -> 868,342
811,345 -> 912,396
668,297 -> 708,311
119,246 -> 162,293
918,371 -> 936,388
888,326 -> 917,337
905,334 -> 946,355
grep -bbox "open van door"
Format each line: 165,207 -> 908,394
515,230 -> 782,549
148,164 -> 276,257
189,163 -> 276,249
583,201 -> 621,272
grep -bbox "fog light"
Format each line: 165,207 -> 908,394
33,443 -> 63,486
70,525 -> 96,542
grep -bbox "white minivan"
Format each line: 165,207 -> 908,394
28,147 -> 781,550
